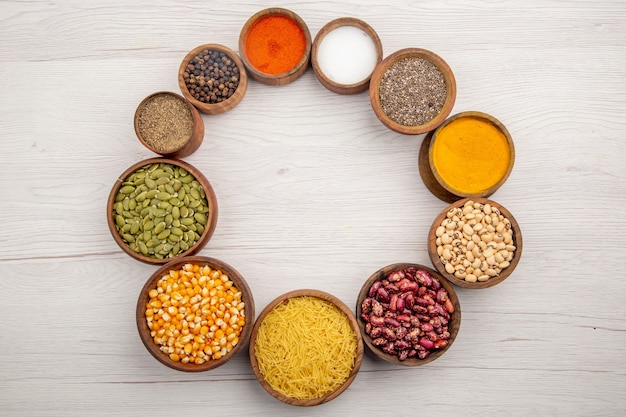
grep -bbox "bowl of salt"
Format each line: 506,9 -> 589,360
311,17 -> 383,95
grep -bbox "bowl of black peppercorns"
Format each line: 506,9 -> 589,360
178,43 -> 248,115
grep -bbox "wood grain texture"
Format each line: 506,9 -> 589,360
1,0 -> 625,416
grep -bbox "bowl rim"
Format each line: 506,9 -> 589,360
427,197 -> 523,289
177,43 -> 248,115
135,255 -> 255,372
369,47 -> 456,135
238,7 -> 312,86
106,157 -> 218,265
311,16 -> 383,95
356,263 -> 461,366
428,111 -> 516,198
248,288 -> 364,406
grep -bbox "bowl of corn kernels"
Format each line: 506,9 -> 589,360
136,256 -> 255,372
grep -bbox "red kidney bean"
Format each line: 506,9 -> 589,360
384,317 -> 401,328
382,327 -> 396,340
418,350 -> 430,360
368,281 -> 381,298
396,297 -> 405,312
370,315 -> 385,327
420,322 -> 434,332
433,340 -> 448,349
436,288 -> 448,304
389,294 -> 399,312
398,278 -> 417,293
388,270 -> 405,282
369,327 -> 383,339
377,287 -> 390,303
405,293 -> 415,309
444,299 -> 455,314
419,337 -> 434,349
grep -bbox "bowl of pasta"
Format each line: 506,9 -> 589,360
248,289 -> 363,406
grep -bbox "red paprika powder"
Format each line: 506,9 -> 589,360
244,14 -> 306,75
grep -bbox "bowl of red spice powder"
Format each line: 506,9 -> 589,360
178,43 -> 248,115
238,8 -> 312,86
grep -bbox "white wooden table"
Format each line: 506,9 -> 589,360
1,1 -> 625,416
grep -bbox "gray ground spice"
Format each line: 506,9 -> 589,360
379,57 -> 447,126
137,94 -> 194,153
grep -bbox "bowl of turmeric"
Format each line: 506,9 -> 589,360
419,111 -> 515,203
238,8 -> 312,86
249,289 -> 363,406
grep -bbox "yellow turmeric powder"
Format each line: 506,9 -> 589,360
430,115 -> 512,195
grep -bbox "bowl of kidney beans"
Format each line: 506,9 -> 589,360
356,263 -> 461,366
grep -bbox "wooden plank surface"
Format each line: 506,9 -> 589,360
1,1 -> 625,416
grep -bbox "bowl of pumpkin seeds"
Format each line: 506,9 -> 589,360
106,158 -> 218,264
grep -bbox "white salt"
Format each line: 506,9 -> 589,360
316,25 -> 378,85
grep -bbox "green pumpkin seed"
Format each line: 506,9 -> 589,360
146,237 -> 160,248
145,177 -> 157,189
154,221 -> 166,234
119,185 -> 135,194
196,223 -> 205,235
122,233 -> 135,243
155,176 -> 170,186
168,234 -> 180,243
157,229 -> 170,240
146,189 -> 158,199
172,206 -> 180,220
135,191 -> 148,202
194,212 -> 207,225
115,215 -> 126,228
138,241 -> 149,255
180,241 -> 189,251
130,221 -> 140,234
165,214 -> 173,226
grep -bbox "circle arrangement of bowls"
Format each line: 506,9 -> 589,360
418,111 -> 515,202
311,17 -> 383,95
238,7 -> 312,86
356,263 -> 461,366
428,197 -> 523,289
249,289 -> 364,406
136,256 -> 255,372
178,43 -> 248,114
369,47 -> 457,135
133,91 -> 205,158
106,157 -> 218,265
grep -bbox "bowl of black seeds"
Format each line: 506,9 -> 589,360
369,48 -> 456,135
178,43 -> 248,115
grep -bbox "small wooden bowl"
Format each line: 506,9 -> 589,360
134,91 -> 204,158
356,263 -> 461,366
106,157 -> 218,265
136,256 -> 255,372
420,111 -> 515,202
238,8 -> 312,86
178,43 -> 248,114
311,17 -> 383,95
428,198 -> 523,289
369,48 -> 456,135
249,289 -> 363,406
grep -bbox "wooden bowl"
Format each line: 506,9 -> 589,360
238,8 -> 312,86
420,111 -> 515,202
178,43 -> 248,114
106,157 -> 218,265
249,289 -> 363,406
369,48 -> 456,135
356,263 -> 461,366
133,91 -> 204,158
136,256 -> 254,372
311,17 -> 382,95
428,198 -> 523,289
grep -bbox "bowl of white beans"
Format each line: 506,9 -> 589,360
427,198 -> 522,289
